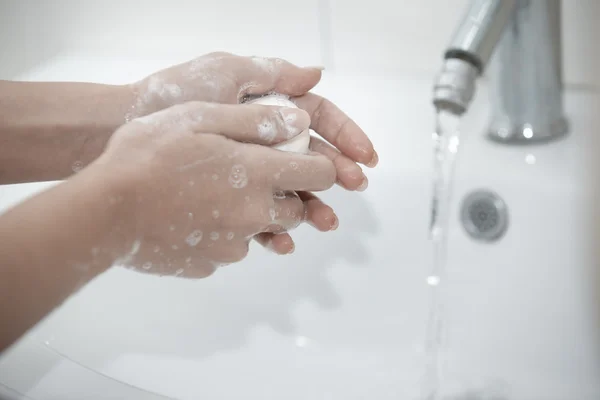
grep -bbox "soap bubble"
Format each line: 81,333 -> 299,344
228,164 -> 248,188
71,161 -> 84,173
186,230 -> 203,247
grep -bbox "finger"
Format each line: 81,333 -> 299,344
309,136 -> 368,191
254,232 -> 295,255
197,102 -> 311,145
297,191 -> 339,232
231,56 -> 323,100
134,102 -> 311,146
269,190 -> 305,231
267,152 -> 336,192
131,253 -> 218,280
201,241 -> 250,264
293,92 -> 378,168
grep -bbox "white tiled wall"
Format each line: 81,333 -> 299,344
0,0 -> 598,86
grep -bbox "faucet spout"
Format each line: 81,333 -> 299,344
433,0 -> 568,144
433,0 -> 517,115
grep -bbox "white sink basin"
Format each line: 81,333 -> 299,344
1,54 -> 599,400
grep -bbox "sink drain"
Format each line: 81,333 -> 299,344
460,190 -> 508,242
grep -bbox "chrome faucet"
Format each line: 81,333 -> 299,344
433,0 -> 568,144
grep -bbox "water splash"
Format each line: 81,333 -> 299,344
422,109 -> 463,400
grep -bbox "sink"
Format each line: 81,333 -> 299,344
1,53 -> 599,400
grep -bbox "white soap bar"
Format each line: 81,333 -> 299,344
247,94 -> 311,154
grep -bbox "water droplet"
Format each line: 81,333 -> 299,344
210,231 -> 220,241
169,225 -> 176,231
188,212 -> 194,220
212,209 -> 220,219
130,240 -> 141,256
172,245 -> 179,250
226,232 -> 235,240
289,161 -> 298,170
142,262 -> 152,270
269,208 -> 277,220
273,190 -> 286,199
525,154 -> 536,165
212,174 -> 219,181
186,230 -> 203,246
175,268 -> 184,276
426,275 -> 440,286
189,180 -> 195,186
448,136 -> 460,153
71,160 -> 84,173
153,246 -> 160,253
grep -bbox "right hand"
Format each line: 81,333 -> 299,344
92,101 -> 336,278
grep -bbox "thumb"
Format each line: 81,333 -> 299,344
234,56 -> 324,99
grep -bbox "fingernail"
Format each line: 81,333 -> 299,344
357,176 -> 369,192
330,215 -> 339,231
287,242 -> 295,254
366,151 -> 379,168
305,65 -> 326,71
278,107 -> 308,133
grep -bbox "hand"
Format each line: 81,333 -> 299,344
93,101 -> 335,278
128,53 -> 379,251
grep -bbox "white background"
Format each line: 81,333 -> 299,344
0,0 -> 598,86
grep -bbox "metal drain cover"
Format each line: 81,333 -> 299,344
460,190 -> 508,242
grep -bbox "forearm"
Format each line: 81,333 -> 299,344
0,80 -> 135,184
0,165 -> 133,351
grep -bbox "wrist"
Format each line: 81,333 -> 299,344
65,83 -> 140,174
74,159 -> 140,268
127,75 -> 178,121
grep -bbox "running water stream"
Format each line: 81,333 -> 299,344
422,109 -> 462,399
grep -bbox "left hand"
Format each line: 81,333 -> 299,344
128,52 -> 379,254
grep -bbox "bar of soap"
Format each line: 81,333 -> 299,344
247,94 -> 310,154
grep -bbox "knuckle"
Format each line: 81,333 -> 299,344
233,242 -> 250,262
188,263 -> 218,279
247,167 -> 272,190
323,161 -> 337,189
312,96 -> 328,128
208,51 -> 232,57
240,201 -> 272,232
271,107 -> 288,132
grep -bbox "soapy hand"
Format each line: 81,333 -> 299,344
129,53 -> 378,237
95,101 -> 336,278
